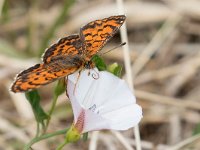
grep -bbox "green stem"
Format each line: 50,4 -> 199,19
35,122 -> 40,137
41,120 -> 46,133
56,139 -> 69,150
24,128 -> 69,150
44,95 -> 58,132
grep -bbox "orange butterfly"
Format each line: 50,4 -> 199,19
11,15 -> 126,92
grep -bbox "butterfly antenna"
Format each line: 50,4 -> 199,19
100,42 -> 126,56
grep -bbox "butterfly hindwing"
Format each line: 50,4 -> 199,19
42,34 -> 83,63
11,56 -> 83,92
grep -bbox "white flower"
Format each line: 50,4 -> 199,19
67,68 -> 142,134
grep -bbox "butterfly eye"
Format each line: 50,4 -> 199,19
84,61 -> 94,69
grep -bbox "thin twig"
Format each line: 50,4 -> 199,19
111,131 -> 134,150
89,131 -> 100,150
133,14 -> 181,76
61,1 -> 171,34
99,133 -> 117,150
116,1 -> 141,150
0,117 -> 30,142
168,114 -> 181,144
135,90 -> 200,110
167,133 -> 200,150
127,138 -> 154,150
135,55 -> 200,85
165,57 -> 200,96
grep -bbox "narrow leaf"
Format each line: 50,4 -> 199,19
193,123 -> 200,135
25,90 -> 49,123
92,55 -> 107,71
82,132 -> 88,141
107,63 -> 122,77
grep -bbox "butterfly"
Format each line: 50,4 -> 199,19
11,15 -> 126,92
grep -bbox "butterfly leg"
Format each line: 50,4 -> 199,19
65,76 -> 69,98
88,69 -> 91,76
73,70 -> 82,95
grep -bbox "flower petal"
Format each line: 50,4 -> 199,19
83,109 -> 110,133
67,79 -> 82,123
82,104 -> 142,132
67,69 -> 99,109
67,69 -> 142,132
102,104 -> 142,130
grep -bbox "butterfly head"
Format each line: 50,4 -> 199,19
84,61 -> 95,69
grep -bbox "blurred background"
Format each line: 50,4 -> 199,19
1,0 -> 200,149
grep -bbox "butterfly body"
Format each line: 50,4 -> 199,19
11,15 -> 126,92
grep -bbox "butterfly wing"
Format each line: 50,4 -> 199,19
80,15 -> 126,59
11,56 -> 83,92
12,34 -> 84,92
42,34 -> 84,63
11,64 -> 51,92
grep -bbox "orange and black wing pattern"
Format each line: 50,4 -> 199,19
11,35 -> 84,93
42,34 -> 83,63
11,61 -> 81,92
11,64 -> 53,92
80,15 -> 126,59
11,15 -> 126,93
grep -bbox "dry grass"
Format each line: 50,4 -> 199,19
1,0 -> 200,149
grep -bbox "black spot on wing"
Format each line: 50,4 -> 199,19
17,64 -> 41,77
42,34 -> 82,63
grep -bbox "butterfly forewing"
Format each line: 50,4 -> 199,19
80,15 -> 126,59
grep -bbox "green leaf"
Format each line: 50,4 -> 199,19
193,123 -> 200,135
25,90 -> 49,123
92,55 -> 107,71
82,132 -> 88,141
1,0 -> 9,23
107,63 -> 122,77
